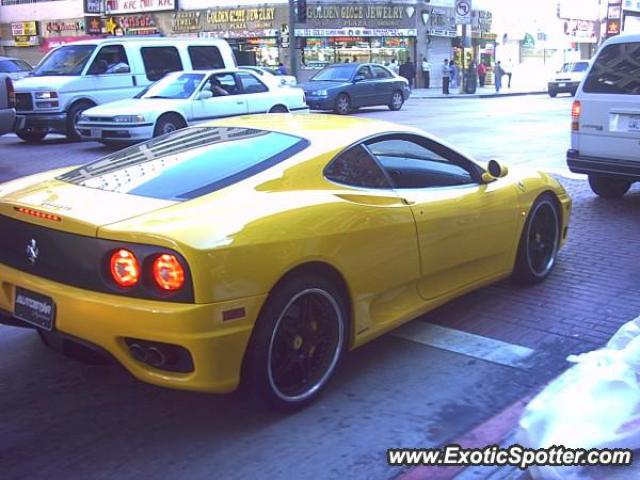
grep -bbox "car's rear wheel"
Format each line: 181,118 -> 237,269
548,89 -> 558,98
66,101 -> 94,141
512,194 -> 561,285
588,175 -> 631,198
243,274 -> 347,411
334,93 -> 351,115
388,90 -> 404,111
268,105 -> 289,113
16,127 -> 47,143
153,114 -> 185,137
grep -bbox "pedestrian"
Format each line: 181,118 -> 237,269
399,58 -> 416,88
389,58 -> 399,74
504,58 -> 513,88
277,62 -> 287,75
421,55 -> 431,89
494,61 -> 504,93
449,61 -> 457,89
441,59 -> 450,95
477,61 -> 487,87
352,56 -> 358,63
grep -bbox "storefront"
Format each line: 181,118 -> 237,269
103,0 -> 176,37
1,21 -> 42,65
171,6 -> 286,67
296,3 -> 418,74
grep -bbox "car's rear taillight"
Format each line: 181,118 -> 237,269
152,254 -> 185,291
110,249 -> 140,287
5,77 -> 15,109
571,100 -> 581,131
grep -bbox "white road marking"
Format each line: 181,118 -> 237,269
392,322 -> 536,368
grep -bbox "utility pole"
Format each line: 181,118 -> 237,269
288,0 -> 298,78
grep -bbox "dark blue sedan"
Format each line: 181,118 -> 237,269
302,63 -> 411,114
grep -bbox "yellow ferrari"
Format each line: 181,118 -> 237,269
0,114 -> 571,409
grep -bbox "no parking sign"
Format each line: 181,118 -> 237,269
455,0 -> 472,25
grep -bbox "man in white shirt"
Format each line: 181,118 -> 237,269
421,55 -> 431,88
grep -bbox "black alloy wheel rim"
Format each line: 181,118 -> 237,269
268,289 -> 343,402
526,202 -> 559,277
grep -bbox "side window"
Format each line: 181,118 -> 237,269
207,73 -> 239,96
583,42 -> 640,95
324,145 -> 391,189
356,66 -> 373,79
141,46 -> 183,81
372,65 -> 392,79
188,46 -> 224,70
88,45 -> 129,75
237,73 -> 268,94
367,138 -> 475,189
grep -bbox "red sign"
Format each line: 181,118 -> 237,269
39,35 -> 103,52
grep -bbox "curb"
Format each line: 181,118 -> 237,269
396,394 -> 534,480
411,91 -> 547,100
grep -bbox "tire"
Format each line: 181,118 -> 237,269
66,101 -> 94,141
153,114 -> 186,137
334,93 -> 351,115
388,90 -> 404,111
588,175 -> 631,199
512,193 -> 561,285
16,128 -> 47,143
548,89 -> 558,98
268,105 -> 289,113
242,273 -> 348,411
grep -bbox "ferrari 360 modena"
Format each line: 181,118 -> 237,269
0,114 -> 571,410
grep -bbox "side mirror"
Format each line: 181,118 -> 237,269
197,90 -> 213,100
354,75 -> 366,82
482,159 -> 509,183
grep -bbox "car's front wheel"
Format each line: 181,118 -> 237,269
588,175 -> 631,198
242,274 -> 348,411
512,194 -> 561,285
388,90 -> 404,111
153,114 -> 186,137
16,127 -> 47,143
334,93 -> 351,115
66,101 -> 94,141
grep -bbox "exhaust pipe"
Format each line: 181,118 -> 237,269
129,343 -> 147,362
146,346 -> 167,367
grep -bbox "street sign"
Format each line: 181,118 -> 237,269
455,0 -> 472,25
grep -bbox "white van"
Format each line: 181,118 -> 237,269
548,61 -> 589,97
13,37 -> 236,143
567,34 -> 640,198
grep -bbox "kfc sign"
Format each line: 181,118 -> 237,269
105,0 -> 176,14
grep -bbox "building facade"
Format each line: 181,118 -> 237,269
0,0 -> 493,87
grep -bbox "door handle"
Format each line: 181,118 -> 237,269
236,101 -> 244,105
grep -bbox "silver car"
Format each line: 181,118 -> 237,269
0,56 -> 33,81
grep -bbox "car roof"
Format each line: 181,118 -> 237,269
602,32 -> 640,45
54,37 -> 230,47
204,114 -> 425,147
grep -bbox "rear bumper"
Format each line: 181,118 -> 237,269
0,262 -> 265,393
0,107 -> 16,136
548,81 -> 579,93
567,149 -> 640,180
17,111 -> 67,133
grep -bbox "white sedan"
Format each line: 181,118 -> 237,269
239,66 -> 297,87
77,69 -> 308,144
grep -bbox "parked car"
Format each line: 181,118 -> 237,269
77,69 -> 308,144
0,56 -> 33,81
302,63 -> 411,114
0,114 -> 571,410
567,33 -> 640,198
13,37 -> 236,143
239,65 -> 297,87
548,61 -> 589,97
0,74 -> 19,136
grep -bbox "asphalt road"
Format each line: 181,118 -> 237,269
1,95 -> 639,480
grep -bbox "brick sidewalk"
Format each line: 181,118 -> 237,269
417,178 -> 640,356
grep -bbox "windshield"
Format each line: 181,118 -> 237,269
560,62 -> 588,73
32,45 -> 96,76
311,65 -> 355,82
57,126 -> 309,201
0,59 -> 32,73
142,73 -> 205,99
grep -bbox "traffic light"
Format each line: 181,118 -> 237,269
297,0 -> 307,23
